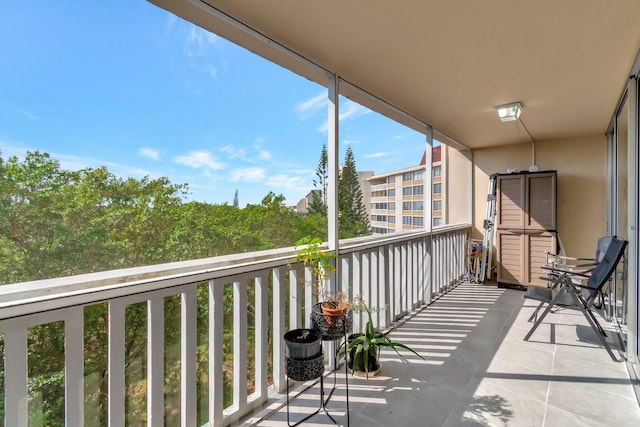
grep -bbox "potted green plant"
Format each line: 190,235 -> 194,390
295,236 -> 350,320
346,301 -> 424,378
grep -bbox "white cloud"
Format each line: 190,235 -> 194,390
0,140 -> 29,158
364,152 -> 391,159
185,25 -> 222,57
295,92 -> 327,120
267,174 -> 308,191
138,147 -> 160,161
174,150 -> 225,170
230,167 -> 266,182
317,100 -> 370,133
219,145 -> 248,160
219,143 -> 273,162
17,108 -> 37,120
0,141 -> 154,178
170,23 -> 228,83
255,147 -> 271,160
340,100 -> 370,121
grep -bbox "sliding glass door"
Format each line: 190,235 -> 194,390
609,74 -> 639,378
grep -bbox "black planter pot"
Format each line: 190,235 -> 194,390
347,333 -> 381,374
310,302 -> 353,340
283,328 -> 322,360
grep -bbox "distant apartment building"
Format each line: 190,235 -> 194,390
295,189 -> 321,213
296,171 -> 373,216
368,145 -> 444,234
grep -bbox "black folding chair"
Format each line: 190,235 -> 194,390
523,236 -> 627,361
530,235 -> 615,322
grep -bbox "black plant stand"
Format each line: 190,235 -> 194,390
285,352 -> 329,426
285,307 -> 352,426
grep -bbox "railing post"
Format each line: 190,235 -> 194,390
304,265 -> 313,329
255,274 -> 268,400
147,296 -> 164,427
3,324 -> 28,427
209,280 -> 224,427
289,269 -> 300,328
108,300 -> 126,427
378,246 -> 388,328
272,268 -> 286,393
424,235 -> 432,303
181,285 -> 197,427
65,308 -> 85,427
393,244 -> 402,320
233,280 -> 248,409
352,251 -> 362,331
371,248 -> 379,329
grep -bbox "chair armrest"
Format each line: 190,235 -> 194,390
574,262 -> 597,268
541,265 -> 590,279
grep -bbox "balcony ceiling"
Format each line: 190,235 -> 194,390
149,0 -> 640,149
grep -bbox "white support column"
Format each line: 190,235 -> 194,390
626,76 -> 639,363
272,268 -> 286,392
181,285 -> 197,427
424,125 -> 433,233
65,308 -> 84,427
209,281 -> 224,427
327,74 -> 340,280
108,300 -> 126,427
147,297 -> 164,427
326,74 -> 341,367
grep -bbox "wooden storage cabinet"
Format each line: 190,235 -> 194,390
496,171 -> 557,287
497,231 -> 557,287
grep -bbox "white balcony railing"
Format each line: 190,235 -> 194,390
0,224 -> 470,427
370,220 -> 389,228
371,196 -> 388,204
371,208 -> 388,215
371,183 -> 387,191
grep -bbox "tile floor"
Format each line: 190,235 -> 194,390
243,283 -> 640,427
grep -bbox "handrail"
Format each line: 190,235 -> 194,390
0,224 -> 471,320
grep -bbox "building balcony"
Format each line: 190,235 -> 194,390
1,225 -> 637,426
371,197 -> 388,204
370,220 -> 389,228
371,208 -> 388,215
371,184 -> 387,192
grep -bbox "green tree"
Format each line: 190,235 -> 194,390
308,144 -> 328,216
0,150 -> 331,425
338,146 -> 370,238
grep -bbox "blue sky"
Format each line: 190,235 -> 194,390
0,0 -> 427,206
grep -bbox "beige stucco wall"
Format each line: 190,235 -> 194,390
472,134 -> 606,259
445,144 -> 473,225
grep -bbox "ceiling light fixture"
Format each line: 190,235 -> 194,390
494,102 -> 522,122
495,101 -> 539,172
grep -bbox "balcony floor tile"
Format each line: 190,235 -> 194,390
248,283 -> 640,426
